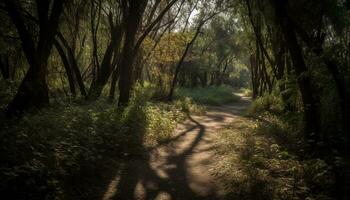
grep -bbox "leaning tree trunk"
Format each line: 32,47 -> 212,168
88,42 -> 115,100
54,40 -> 76,97
89,22 -> 123,100
168,17 -> 210,101
57,33 -> 87,98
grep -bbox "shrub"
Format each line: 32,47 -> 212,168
144,103 -> 183,145
0,90 -> 189,199
246,95 -> 284,116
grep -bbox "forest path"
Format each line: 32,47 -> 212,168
104,94 -> 251,200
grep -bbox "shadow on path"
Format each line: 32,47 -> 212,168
108,114 -> 221,200
104,113 -> 224,200
102,96 -> 251,200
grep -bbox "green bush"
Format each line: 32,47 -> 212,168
0,90 -> 188,199
246,95 -> 285,115
175,86 -> 240,105
144,103 -> 184,145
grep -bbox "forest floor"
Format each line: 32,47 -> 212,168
102,94 -> 251,200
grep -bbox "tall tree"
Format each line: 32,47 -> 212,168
272,0 -> 321,141
3,0 -> 65,116
117,0 -> 148,107
88,6 -> 124,100
118,0 -> 179,106
168,13 -> 217,101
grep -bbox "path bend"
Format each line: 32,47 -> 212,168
104,95 -> 251,200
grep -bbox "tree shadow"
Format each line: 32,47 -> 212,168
104,113 -> 221,200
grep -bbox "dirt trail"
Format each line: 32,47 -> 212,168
104,95 -> 251,200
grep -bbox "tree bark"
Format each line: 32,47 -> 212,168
88,14 -> 123,100
54,40 -> 76,97
108,64 -> 121,102
5,0 -> 65,116
57,33 -> 87,98
273,0 -> 321,140
0,55 -> 10,80
293,22 -> 350,134
118,0 -> 148,107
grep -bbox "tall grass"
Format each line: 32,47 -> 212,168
175,86 -> 240,105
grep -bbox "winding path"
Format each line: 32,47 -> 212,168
104,95 -> 251,200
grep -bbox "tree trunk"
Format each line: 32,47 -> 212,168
57,33 -> 87,98
273,0 -> 321,141
54,40 -> 76,97
249,55 -> 257,98
109,64 -> 121,102
0,55 -> 10,80
4,0 -> 64,116
168,21 -> 205,100
323,59 -> 350,134
88,42 -> 114,99
89,22 -> 123,100
293,23 -> 350,135
118,0 -> 147,107
7,62 -> 49,116
133,51 -> 144,84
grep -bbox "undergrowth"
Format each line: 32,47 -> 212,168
214,94 -> 342,200
215,118 -> 336,200
175,86 -> 240,105
0,87 -> 200,199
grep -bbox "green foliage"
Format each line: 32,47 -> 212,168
246,95 -> 285,115
143,102 -> 185,146
175,86 -> 240,105
173,97 -> 206,115
238,92 -> 350,200
215,115 -> 335,200
0,91 -> 189,199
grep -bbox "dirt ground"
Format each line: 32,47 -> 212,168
101,95 -> 251,200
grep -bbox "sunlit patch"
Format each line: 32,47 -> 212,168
102,172 -> 122,200
155,191 -> 171,200
134,181 -> 146,199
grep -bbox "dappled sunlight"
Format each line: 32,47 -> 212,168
101,99 -> 249,200
102,169 -> 123,200
1,0 -> 349,198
